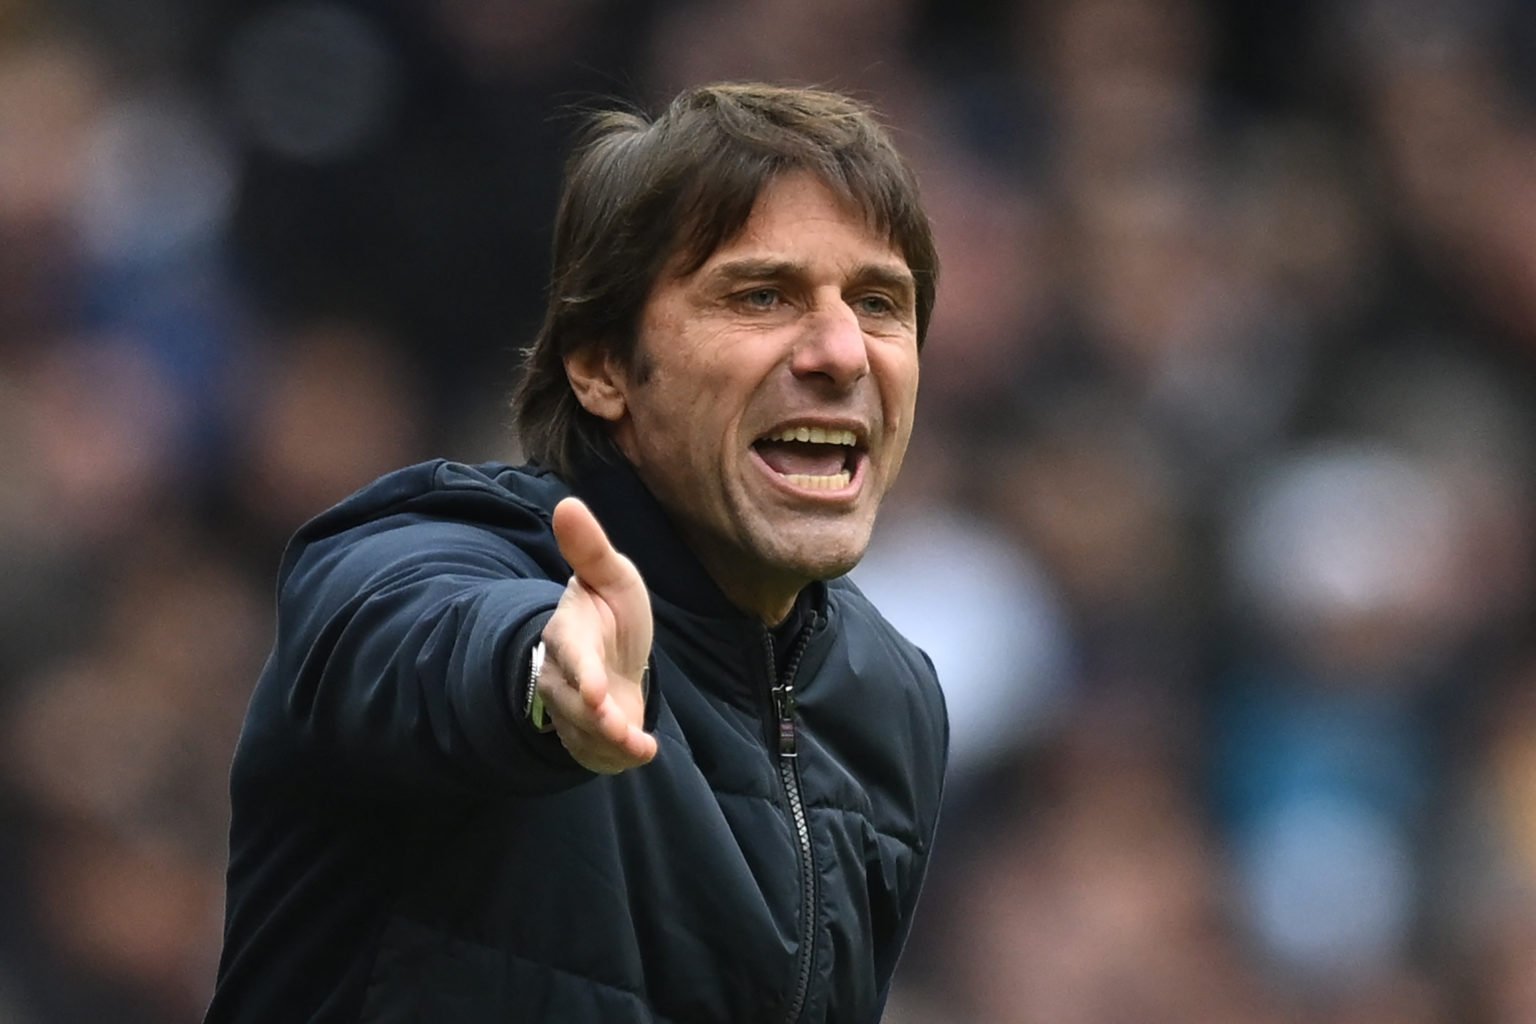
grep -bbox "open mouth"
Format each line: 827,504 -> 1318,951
751,425 -> 866,492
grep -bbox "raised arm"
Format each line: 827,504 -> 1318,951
249,504 -> 647,801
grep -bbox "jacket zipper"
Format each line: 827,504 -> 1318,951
763,619 -> 819,1024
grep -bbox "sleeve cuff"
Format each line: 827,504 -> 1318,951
505,609 -> 587,776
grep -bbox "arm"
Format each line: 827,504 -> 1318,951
253,498 -> 654,800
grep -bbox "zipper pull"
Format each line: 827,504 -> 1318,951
773,683 -> 797,757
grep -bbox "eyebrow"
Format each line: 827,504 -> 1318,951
705,258 -> 917,304
848,265 -> 919,306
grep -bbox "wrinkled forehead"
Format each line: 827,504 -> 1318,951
664,167 -> 911,283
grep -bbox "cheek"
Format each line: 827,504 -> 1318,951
635,366 -> 738,467
879,351 -> 921,434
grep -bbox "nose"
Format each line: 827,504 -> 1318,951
790,298 -> 870,390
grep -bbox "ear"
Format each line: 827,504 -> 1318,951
564,345 -> 629,423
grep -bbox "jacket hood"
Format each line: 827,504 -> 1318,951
283,456 -> 829,626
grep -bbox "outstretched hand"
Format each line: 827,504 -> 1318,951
536,497 -> 657,774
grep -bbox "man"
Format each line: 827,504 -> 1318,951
206,82 -> 948,1023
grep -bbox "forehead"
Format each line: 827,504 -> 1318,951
697,171 -> 907,271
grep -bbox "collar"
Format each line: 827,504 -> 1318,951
563,449 -> 829,627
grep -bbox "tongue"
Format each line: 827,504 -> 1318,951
755,441 -> 848,477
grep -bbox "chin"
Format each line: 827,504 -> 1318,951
808,556 -> 863,582
763,530 -> 871,583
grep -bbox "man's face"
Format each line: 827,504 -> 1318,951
586,172 -> 921,622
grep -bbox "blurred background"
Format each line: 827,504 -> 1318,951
2,0 -> 1536,1020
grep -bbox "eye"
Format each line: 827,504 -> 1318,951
740,287 -> 782,309
853,294 -> 897,317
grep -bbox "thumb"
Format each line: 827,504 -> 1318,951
552,497 -> 631,592
551,497 -> 652,656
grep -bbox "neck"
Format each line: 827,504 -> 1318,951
708,567 -> 803,628
577,446 -> 807,625
682,530 -> 804,627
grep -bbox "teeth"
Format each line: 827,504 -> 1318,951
763,426 -> 858,446
783,470 -> 852,490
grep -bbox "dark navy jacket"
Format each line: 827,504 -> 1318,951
206,457 -> 948,1023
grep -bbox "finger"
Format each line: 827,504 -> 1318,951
574,737 -> 653,776
594,701 -> 655,765
552,498 -> 650,615
551,499 -> 654,689
537,653 -> 607,734
552,636 -> 608,711
544,590 -> 614,711
591,694 -> 634,746
554,705 -> 656,774
540,656 -> 653,759
544,660 -> 643,754
623,726 -> 658,764
574,722 -> 657,773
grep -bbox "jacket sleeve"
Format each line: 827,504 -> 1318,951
873,649 -> 950,1015
247,513 -> 591,801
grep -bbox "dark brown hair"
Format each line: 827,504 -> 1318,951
511,82 -> 939,475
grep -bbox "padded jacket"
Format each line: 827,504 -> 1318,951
205,456 -> 948,1023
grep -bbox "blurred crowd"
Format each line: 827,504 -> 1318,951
2,0 -> 1536,1021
